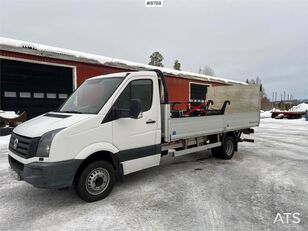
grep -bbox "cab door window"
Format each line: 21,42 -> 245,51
115,79 -> 153,112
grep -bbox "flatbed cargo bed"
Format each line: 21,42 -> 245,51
161,84 -> 261,142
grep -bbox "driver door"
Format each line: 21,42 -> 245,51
112,77 -> 160,174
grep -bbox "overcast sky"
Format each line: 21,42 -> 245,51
1,0 -> 307,99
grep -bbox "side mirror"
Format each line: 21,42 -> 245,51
130,99 -> 142,119
112,106 -> 129,119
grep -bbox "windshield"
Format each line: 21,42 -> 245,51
59,77 -> 124,114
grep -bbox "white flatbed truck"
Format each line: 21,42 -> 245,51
8,70 -> 261,202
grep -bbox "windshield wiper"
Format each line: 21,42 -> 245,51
59,110 -> 83,114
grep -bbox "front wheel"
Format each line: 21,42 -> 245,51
74,160 -> 115,202
212,135 -> 236,160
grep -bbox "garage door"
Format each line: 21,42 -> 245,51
0,59 -> 73,119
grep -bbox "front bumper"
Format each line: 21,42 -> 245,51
8,155 -> 82,189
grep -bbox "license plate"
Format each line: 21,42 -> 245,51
9,168 -> 21,181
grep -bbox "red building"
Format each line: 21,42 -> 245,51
0,37 -> 243,118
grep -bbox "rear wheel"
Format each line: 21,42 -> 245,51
74,160 -> 115,202
212,135 -> 236,160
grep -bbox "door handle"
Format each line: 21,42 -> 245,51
146,119 -> 156,124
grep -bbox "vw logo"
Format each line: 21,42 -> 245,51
13,138 -> 19,149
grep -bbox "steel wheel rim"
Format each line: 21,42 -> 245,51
225,139 -> 234,156
85,167 -> 110,195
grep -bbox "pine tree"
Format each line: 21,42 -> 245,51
148,51 -> 164,67
173,60 -> 181,71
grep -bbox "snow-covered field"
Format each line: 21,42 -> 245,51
0,118 -> 307,231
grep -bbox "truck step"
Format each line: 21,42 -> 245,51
169,142 -> 221,157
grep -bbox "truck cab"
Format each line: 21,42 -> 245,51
9,71 -> 164,201
8,70 -> 260,202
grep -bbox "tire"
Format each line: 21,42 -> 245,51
74,160 -> 115,202
211,135 -> 236,160
211,147 -> 221,158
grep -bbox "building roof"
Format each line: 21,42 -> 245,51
0,37 -> 246,85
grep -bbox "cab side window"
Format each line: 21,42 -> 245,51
115,79 -> 153,112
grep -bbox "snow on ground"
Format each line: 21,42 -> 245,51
0,119 -> 307,231
289,103 -> 308,112
0,135 -> 10,156
260,110 -> 272,118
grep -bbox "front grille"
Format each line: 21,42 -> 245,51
9,132 -> 40,159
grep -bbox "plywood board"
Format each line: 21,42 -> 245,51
207,85 -> 261,114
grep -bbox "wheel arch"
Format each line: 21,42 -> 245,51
74,150 -> 122,184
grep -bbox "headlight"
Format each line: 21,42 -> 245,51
36,128 -> 65,157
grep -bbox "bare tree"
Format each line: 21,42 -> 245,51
198,64 -> 215,76
246,77 -> 271,110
